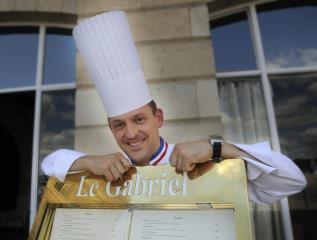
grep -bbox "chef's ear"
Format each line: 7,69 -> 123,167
155,108 -> 164,128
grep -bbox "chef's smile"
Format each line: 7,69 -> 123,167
108,104 -> 163,165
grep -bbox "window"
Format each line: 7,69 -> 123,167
43,28 -> 76,84
0,27 -> 38,88
258,1 -> 317,69
270,74 -> 317,237
210,1 -> 317,240
211,12 -> 257,72
0,26 -> 75,239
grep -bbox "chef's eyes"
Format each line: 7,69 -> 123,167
111,117 -> 145,130
135,116 -> 145,124
113,122 -> 124,130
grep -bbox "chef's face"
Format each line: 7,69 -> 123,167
109,103 -> 163,165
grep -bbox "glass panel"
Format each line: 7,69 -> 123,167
218,77 -> 286,240
210,12 -> 257,72
271,74 -> 317,240
258,0 -> 317,69
0,27 -> 38,89
0,91 -> 34,239
43,28 -> 76,85
38,90 -> 75,201
218,77 -> 270,144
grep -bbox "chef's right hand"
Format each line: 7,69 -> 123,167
70,152 -> 131,182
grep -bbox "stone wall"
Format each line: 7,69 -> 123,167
0,0 -> 77,14
75,0 -> 222,154
0,0 -> 77,23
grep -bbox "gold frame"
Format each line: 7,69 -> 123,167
29,159 -> 252,240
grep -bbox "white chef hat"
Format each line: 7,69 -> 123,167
73,11 -> 152,117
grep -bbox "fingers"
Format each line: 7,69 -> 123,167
106,154 -> 131,182
176,153 -> 183,171
114,161 -> 127,176
185,161 -> 195,172
86,152 -> 129,182
169,140 -> 214,172
120,156 -> 131,170
169,148 -> 177,167
109,164 -> 121,181
104,169 -> 113,182
170,145 -> 195,172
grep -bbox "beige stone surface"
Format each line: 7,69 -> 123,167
150,80 -> 198,120
78,7 -> 191,43
161,117 -> 222,143
0,0 -> 14,11
13,0 -> 38,11
75,126 -> 120,155
196,78 -> 220,117
142,0 -> 210,8
76,22 -> 216,85
78,0 -> 142,14
128,8 -> 191,42
190,5 -> 210,37
76,78 -> 219,127
38,0 -> 64,12
208,0 -> 253,13
76,54 -> 93,87
75,88 -> 107,127
143,39 -> 215,80
77,0 -> 211,14
75,80 -> 197,127
78,39 -> 216,86
61,0 -> 77,14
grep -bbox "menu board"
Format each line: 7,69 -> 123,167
50,208 -> 236,240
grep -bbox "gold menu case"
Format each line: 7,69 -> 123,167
29,159 -> 252,240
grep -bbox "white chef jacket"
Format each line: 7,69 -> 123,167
41,140 -> 306,205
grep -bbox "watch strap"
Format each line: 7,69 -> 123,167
208,135 -> 223,163
212,141 -> 222,163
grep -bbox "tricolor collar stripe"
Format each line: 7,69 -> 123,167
150,141 -> 168,166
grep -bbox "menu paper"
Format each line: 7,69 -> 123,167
129,209 -> 236,240
49,208 -> 236,240
50,208 -> 130,240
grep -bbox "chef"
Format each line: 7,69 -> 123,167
42,11 -> 306,205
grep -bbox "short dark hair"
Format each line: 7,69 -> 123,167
148,100 -> 157,115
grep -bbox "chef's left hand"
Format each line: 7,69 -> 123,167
169,140 -> 212,172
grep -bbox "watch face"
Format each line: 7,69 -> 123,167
210,135 -> 224,144
211,135 -> 223,140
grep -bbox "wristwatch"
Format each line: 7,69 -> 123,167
208,135 -> 224,163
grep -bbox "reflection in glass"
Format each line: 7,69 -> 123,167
271,74 -> 317,240
210,12 -> 257,72
218,77 -> 269,144
0,27 -> 38,88
271,75 -> 317,160
38,90 -> 75,201
258,1 -> 317,69
43,28 -> 76,85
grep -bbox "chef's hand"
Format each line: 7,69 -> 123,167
169,140 -> 212,172
169,139 -> 253,172
70,152 -> 131,182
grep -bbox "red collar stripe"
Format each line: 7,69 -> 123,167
151,142 -> 168,166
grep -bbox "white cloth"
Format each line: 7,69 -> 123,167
41,141 -> 306,204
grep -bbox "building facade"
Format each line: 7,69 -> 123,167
0,0 -> 316,239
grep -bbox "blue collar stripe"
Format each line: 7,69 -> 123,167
150,137 -> 164,160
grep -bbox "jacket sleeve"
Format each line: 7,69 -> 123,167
41,149 -> 86,182
233,141 -> 307,204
